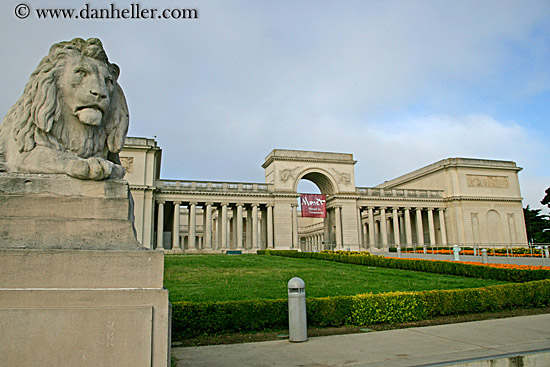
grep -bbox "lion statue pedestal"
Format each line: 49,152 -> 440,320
0,173 -> 141,249
0,39 -> 170,367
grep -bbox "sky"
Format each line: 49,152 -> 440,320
1,0 -> 549,212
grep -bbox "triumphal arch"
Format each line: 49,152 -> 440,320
263,149 -> 360,249
121,137 -> 528,252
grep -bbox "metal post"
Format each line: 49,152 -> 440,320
481,248 -> 488,264
288,277 -> 307,342
453,245 -> 461,261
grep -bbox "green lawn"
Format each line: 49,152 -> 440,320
164,254 -> 509,303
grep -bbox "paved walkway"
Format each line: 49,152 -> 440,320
173,314 -> 550,367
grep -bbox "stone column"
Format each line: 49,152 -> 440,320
357,207 -> 364,248
334,206 -> 342,248
245,206 -> 252,249
252,204 -> 259,249
368,207 -> 375,249
231,205 -> 238,249
267,204 -> 274,249
260,206 -> 267,250
156,200 -> 165,250
227,215 -> 231,248
236,203 -> 244,249
204,203 -> 212,249
438,208 -> 448,246
380,207 -> 388,249
399,215 -> 405,244
404,208 -> 413,247
292,203 -> 299,249
392,207 -> 400,247
363,223 -> 368,248
415,208 -> 424,246
323,213 -> 330,248
212,216 -> 217,249
219,203 -> 228,249
427,208 -> 436,245
216,206 -> 222,250
374,220 -> 380,247
188,202 -> 197,250
172,201 -> 181,250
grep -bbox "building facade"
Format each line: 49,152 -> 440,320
120,137 -> 528,252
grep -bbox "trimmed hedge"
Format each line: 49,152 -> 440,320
172,279 -> 550,337
349,280 -> 550,326
172,299 -> 288,338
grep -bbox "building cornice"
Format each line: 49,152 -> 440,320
129,185 -> 156,191
444,196 -> 523,203
262,156 -> 357,168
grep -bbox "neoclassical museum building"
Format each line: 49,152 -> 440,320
120,137 -> 528,253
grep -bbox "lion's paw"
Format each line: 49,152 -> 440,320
110,164 -> 126,179
87,157 -> 113,180
67,159 -> 91,179
67,158 -> 116,180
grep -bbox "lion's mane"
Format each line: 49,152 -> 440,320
0,37 -> 129,172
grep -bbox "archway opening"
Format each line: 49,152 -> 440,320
296,177 -> 328,251
297,179 -> 322,195
300,172 -> 336,195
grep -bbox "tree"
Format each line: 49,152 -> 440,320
523,205 -> 550,244
541,186 -> 550,208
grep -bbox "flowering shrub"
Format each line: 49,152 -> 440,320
459,261 -> 548,271
400,247 -> 543,257
386,257 -> 549,271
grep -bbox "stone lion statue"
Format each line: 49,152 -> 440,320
0,38 -> 129,180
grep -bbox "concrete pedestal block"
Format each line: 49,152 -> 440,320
0,173 -> 170,366
0,173 -> 141,250
0,249 -> 170,367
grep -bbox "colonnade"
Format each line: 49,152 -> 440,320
155,201 -> 274,252
154,200 -> 448,252
358,206 -> 447,250
300,234 -> 325,252
297,205 -> 340,250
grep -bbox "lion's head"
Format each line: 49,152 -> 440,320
0,38 -> 129,180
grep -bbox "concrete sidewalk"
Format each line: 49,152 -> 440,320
172,314 -> 550,367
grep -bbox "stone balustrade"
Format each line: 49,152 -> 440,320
157,180 -> 272,193
157,180 -> 443,198
356,187 -> 444,198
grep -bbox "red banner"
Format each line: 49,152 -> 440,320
300,194 -> 326,218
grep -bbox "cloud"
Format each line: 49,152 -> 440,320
0,0 -> 548,210
154,111 -> 547,189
